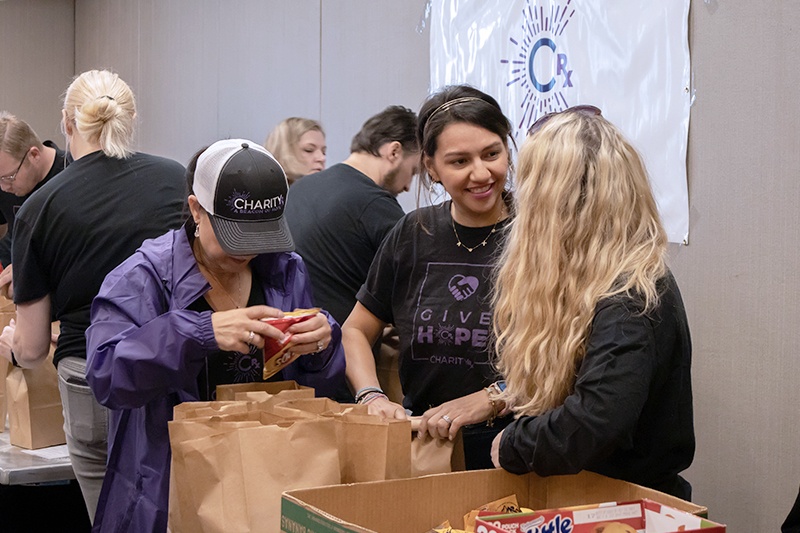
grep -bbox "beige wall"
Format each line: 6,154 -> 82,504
0,0 -> 74,144
671,2 -> 800,531
1,1 -> 798,530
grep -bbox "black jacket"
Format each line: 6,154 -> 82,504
499,271 -> 695,500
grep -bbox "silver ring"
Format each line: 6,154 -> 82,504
316,340 -> 324,352
248,331 -> 255,343
442,414 -> 452,425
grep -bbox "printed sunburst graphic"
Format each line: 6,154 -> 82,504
501,0 -> 577,133
226,189 -> 250,211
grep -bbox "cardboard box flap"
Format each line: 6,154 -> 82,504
282,469 -> 708,533
544,472 -> 705,515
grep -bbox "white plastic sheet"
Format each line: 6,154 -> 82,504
430,0 -> 691,243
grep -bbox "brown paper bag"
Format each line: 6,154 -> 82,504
0,295 -> 16,432
270,397 -> 367,417
169,412 -> 339,532
412,430 -> 466,477
0,360 -> 9,432
271,398 -> 411,483
339,412 -> 412,483
215,379 -> 313,401
168,386 -> 320,532
6,351 -> 66,449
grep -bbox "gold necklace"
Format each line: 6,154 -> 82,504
193,237 -> 245,309
452,217 -> 502,252
210,271 -> 243,309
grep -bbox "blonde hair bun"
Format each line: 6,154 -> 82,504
64,70 -> 136,159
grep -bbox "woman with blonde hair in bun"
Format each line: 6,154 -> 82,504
3,69 -> 185,522
490,108 -> 695,499
264,117 -> 326,185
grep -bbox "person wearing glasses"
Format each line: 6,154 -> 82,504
0,70 -> 185,523
490,108 -> 695,500
0,112 -> 67,298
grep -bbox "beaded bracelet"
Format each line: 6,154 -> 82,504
355,386 -> 384,403
484,381 -> 507,427
360,392 -> 388,405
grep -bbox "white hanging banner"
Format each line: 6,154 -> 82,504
430,0 -> 691,244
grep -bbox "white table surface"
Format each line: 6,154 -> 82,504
0,421 -> 75,485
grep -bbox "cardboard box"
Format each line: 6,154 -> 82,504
281,469 -> 710,533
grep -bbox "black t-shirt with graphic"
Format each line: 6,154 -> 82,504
187,269 -> 285,401
356,202 -> 509,416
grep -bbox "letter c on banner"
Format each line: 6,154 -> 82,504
529,37 -> 557,93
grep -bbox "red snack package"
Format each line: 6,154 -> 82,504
262,308 -> 320,379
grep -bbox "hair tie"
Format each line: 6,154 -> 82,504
100,95 -> 115,101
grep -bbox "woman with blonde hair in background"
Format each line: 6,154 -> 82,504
490,108 -> 695,499
264,117 -> 326,185
2,69 -> 185,522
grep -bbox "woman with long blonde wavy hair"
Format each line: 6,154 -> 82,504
490,108 -> 695,500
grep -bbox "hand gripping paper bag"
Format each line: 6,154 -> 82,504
411,428 -> 466,477
275,398 -> 465,481
5,350 -> 66,449
271,397 -> 412,483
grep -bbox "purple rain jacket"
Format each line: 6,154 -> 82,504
85,226 -> 346,533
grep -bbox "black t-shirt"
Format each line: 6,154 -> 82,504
498,272 -> 695,499
284,163 -> 405,325
187,267 -> 285,401
356,202 -> 509,415
12,150 -> 186,367
0,140 -> 67,267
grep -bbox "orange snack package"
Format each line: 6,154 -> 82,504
262,308 -> 320,379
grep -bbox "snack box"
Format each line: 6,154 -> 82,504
281,469 -> 713,533
475,499 -> 725,533
262,308 -> 320,379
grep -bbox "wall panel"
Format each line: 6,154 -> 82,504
74,0 -> 321,166
670,1 -> 800,530
0,0 -> 75,142
320,0 -> 431,211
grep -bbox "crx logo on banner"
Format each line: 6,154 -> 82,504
501,0 -> 577,132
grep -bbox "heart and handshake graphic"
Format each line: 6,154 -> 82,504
448,274 -> 479,301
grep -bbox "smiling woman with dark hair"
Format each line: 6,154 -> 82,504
342,85 -> 516,470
